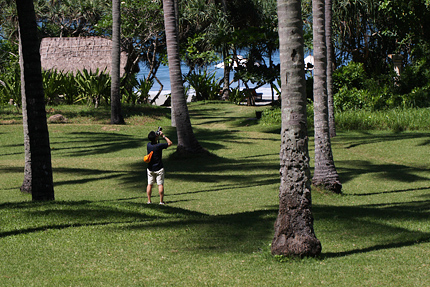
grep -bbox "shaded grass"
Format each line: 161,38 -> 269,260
0,102 -> 429,286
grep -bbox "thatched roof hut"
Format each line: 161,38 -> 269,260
40,36 -> 128,77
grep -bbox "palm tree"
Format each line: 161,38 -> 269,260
271,0 -> 321,257
111,0 -> 125,124
312,0 -> 342,193
16,0 -> 54,201
325,0 -> 336,138
162,0 -> 203,154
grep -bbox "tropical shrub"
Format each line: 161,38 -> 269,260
123,76 -> 154,105
61,72 -> 81,105
185,70 -> 221,101
42,70 -> 70,105
333,59 -> 430,111
228,88 -> 246,104
0,65 -> 21,107
75,69 -> 111,107
397,57 -> 430,108
0,40 -> 20,106
332,61 -> 367,94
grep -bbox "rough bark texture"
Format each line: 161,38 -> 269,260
17,0 -> 54,201
272,0 -> 321,257
325,0 -> 336,138
312,0 -> 342,194
163,0 -> 203,153
111,0 -> 125,125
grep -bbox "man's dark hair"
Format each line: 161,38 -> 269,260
148,131 -> 157,143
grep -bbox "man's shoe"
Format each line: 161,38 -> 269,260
159,202 -> 165,205
147,201 -> 152,204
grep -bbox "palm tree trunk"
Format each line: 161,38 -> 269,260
16,0 -> 54,201
325,0 -> 336,138
222,47 -> 230,100
271,0 -> 321,257
162,0 -> 203,154
111,0 -> 125,124
312,0 -> 342,193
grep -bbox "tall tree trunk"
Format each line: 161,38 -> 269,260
222,47 -> 230,100
162,0 -> 203,154
170,0 -> 179,127
221,1 -> 230,101
271,0 -> 321,257
16,0 -> 54,201
111,0 -> 125,125
312,0 -> 342,194
325,0 -> 336,138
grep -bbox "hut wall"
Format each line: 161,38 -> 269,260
40,37 -> 127,77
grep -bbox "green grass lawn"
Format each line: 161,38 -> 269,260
0,102 -> 429,286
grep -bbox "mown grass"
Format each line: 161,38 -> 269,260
0,102 -> 429,286
335,108 -> 430,131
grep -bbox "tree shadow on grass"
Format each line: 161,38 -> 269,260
335,131 -> 430,149
47,105 -> 171,123
346,186 -> 430,197
313,199 -> 430,258
0,199 -> 205,239
111,199 -> 430,256
120,146 -> 280,198
50,131 -> 144,157
335,159 -> 429,186
0,197 -> 428,258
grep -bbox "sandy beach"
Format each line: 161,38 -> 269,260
148,86 -> 278,106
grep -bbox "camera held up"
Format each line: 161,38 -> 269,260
156,126 -> 162,136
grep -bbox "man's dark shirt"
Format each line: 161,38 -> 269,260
147,142 -> 168,171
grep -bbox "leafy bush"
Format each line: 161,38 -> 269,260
60,72 -> 81,105
0,41 -> 20,106
121,75 -> 154,105
42,70 -> 74,105
133,77 -> 154,104
397,57 -> 430,108
260,107 -> 281,125
333,61 -> 367,94
333,59 -> 430,111
403,85 -> 430,108
334,87 -> 368,111
185,70 -> 221,101
228,88 -> 246,104
75,69 -> 111,107
0,65 -> 21,107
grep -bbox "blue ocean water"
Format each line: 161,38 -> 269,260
136,62 -> 225,92
136,51 -> 282,99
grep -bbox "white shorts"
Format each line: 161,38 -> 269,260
147,168 -> 165,185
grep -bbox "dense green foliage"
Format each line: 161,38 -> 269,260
0,103 -> 429,285
0,69 -> 155,107
332,61 -> 430,111
184,70 -> 221,101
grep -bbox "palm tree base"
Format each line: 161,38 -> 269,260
272,219 -> 322,258
312,178 -> 342,194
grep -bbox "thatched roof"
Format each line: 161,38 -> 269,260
40,36 -> 128,77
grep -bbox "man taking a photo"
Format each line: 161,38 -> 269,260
146,128 -> 173,205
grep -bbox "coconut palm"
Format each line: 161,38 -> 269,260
312,0 -> 342,193
16,0 -> 54,201
325,0 -> 336,138
271,0 -> 321,257
111,0 -> 125,124
162,0 -> 203,153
